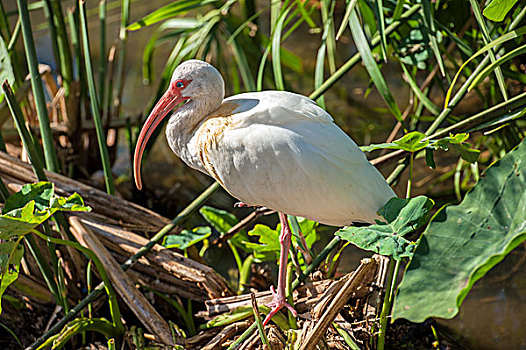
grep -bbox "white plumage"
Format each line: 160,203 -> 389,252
134,59 -> 396,324
188,90 -> 394,225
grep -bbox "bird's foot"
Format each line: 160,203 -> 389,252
262,286 -> 297,325
234,201 -> 250,208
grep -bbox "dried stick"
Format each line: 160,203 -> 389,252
298,257 -> 378,350
69,217 -> 176,345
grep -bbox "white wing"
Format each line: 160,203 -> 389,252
201,91 -> 396,226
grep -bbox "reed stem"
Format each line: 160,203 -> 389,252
17,0 -> 59,172
79,0 -> 115,195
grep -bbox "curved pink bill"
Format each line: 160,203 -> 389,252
134,87 -> 185,190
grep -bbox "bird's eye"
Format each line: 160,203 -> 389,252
175,81 -> 185,88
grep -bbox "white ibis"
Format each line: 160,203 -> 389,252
134,60 -> 396,325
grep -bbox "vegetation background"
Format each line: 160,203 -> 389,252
0,0 -> 525,349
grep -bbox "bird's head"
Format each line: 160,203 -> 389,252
133,59 -> 225,190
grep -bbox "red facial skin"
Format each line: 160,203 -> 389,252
133,79 -> 191,189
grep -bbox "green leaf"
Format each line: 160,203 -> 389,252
163,226 -> 211,250
449,143 -> 480,163
0,241 -> 23,314
378,197 -> 434,234
0,182 -> 90,239
199,206 -> 238,234
361,132 -> 429,153
200,205 -> 251,252
394,132 -> 430,152
425,148 -> 436,169
483,0 -> 519,21
337,227 -> 415,260
51,193 -> 91,212
393,138 -> 526,322
336,196 -> 434,260
3,182 -> 54,213
126,0 -> 215,31
0,202 -> 52,239
201,306 -> 253,329
348,8 -> 402,122
245,224 -> 280,262
428,133 -> 480,163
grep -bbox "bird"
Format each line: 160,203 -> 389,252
133,59 -> 396,325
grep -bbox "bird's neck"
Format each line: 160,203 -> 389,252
165,97 -> 221,167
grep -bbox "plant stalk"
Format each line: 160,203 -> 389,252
79,0 -> 115,195
16,0 -> 59,172
98,0 -> 106,107
378,150 -> 414,349
50,0 -> 73,97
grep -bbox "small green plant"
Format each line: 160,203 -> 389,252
0,181 -> 90,313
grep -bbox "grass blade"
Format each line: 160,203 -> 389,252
334,323 -> 361,349
435,20 -> 473,56
294,0 -> 316,28
79,0 -> 115,195
250,294 -> 271,349
50,0 -> 73,97
271,6 -> 292,90
32,227 -> 124,333
469,0 -> 508,101
2,81 -> 46,180
348,8 -> 403,122
315,4 -> 336,108
421,0 -> 445,77
142,20 -> 199,85
400,62 -> 439,116
444,25 -> 526,107
17,0 -> 59,172
256,46 -> 270,91
43,0 -> 62,76
127,0 -> 214,31
98,0 -> 107,106
468,44 -> 526,91
24,235 -> 62,308
374,0 -> 387,62
392,0 -> 405,20
113,0 -> 130,117
336,0 -> 358,40
0,322 -> 22,347
229,35 -> 256,91
310,4 -> 421,101
321,0 -> 337,73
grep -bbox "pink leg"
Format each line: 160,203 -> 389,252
262,212 -> 297,325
